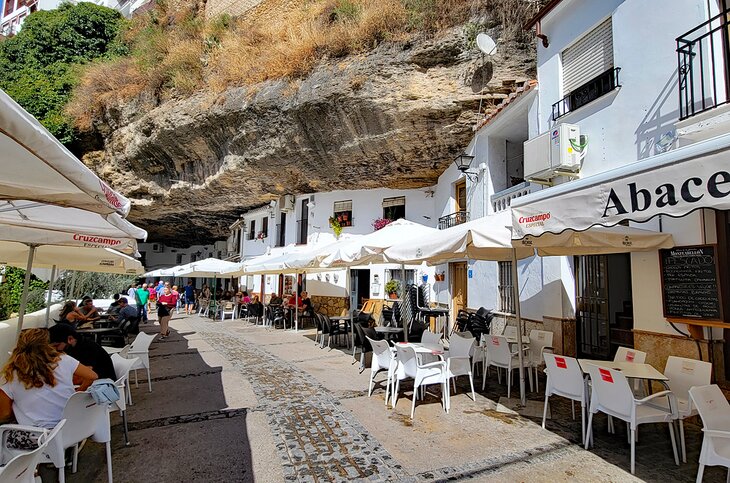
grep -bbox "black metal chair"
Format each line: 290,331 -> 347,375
469,307 -> 493,342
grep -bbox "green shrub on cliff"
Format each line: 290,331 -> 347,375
0,2 -> 126,145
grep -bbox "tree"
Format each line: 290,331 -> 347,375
0,2 -> 126,145
0,267 -> 48,320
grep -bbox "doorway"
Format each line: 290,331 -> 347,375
351,269 -> 371,309
450,262 -> 468,322
455,179 -> 467,214
575,254 -> 633,359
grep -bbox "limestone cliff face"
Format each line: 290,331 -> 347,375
83,27 -> 535,244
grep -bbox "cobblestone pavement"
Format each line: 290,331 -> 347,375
187,318 -> 408,482
188,317 -> 730,483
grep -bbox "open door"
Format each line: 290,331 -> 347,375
450,262 -> 468,329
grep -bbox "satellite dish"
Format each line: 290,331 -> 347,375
476,33 -> 497,56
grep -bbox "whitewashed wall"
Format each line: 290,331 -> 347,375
534,0 -> 717,336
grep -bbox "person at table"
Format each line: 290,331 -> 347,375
116,297 -> 138,323
269,293 -> 283,305
286,292 -> 303,308
106,294 -> 122,321
0,328 -> 98,429
249,295 -> 263,318
184,280 -> 196,315
137,283 -> 150,322
49,324 -> 116,381
301,291 -> 313,315
157,286 -> 177,339
58,301 -> 91,328
241,291 -> 251,304
77,298 -> 100,327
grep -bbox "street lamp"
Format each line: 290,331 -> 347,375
453,153 -> 478,181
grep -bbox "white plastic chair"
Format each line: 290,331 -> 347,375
40,392 -> 114,483
419,330 -> 442,364
527,329 -> 554,392
542,353 -> 587,443
220,302 -> 236,320
125,332 -> 156,392
0,420 -> 65,483
111,354 -> 140,446
366,337 -> 396,405
661,356 -> 712,463
584,364 -> 679,474
614,347 -> 647,364
392,344 -> 448,418
445,333 -> 476,402
482,335 -> 530,398
689,384 -> 730,482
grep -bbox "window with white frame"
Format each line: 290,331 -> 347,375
498,261 -> 514,314
562,18 -> 614,94
333,200 -> 353,227
382,196 -> 405,221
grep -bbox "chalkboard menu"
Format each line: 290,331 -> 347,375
659,245 -> 723,320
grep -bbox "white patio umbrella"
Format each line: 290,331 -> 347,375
0,201 -> 146,336
142,267 -> 178,278
0,242 -> 144,275
0,89 -> 131,216
384,211 -> 534,405
319,219 -> 440,268
174,258 -> 241,308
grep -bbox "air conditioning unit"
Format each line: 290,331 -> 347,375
524,123 -> 582,180
279,194 -> 295,212
152,243 -> 163,253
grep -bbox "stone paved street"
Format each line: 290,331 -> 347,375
62,314 -> 730,482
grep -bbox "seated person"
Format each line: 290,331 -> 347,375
301,291 -> 313,315
58,301 -> 91,328
241,291 -> 251,304
77,298 -> 101,326
269,294 -> 283,305
107,294 -> 122,321
0,329 -> 97,429
286,292 -> 303,308
248,295 -> 263,318
116,297 -> 138,323
49,324 -> 117,381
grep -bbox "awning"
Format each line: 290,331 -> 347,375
0,89 -> 131,216
173,257 -> 240,278
511,133 -> 730,239
515,225 -> 674,256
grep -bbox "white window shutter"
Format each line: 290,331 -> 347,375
562,18 -> 614,93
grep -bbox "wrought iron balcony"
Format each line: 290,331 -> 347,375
677,7 -> 730,120
438,211 -> 469,230
552,67 -> 621,120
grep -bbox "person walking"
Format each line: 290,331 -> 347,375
157,286 -> 177,339
184,280 -> 196,315
137,283 -> 150,322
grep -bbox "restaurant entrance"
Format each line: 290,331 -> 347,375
575,253 -> 633,359
450,262 -> 467,321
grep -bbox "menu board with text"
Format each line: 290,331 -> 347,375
660,245 -> 723,320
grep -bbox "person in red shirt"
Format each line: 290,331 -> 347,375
157,286 -> 177,339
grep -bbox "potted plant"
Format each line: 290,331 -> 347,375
372,217 -> 393,231
328,216 -> 343,238
385,279 -> 401,299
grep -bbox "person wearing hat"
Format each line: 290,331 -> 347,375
49,324 -> 116,381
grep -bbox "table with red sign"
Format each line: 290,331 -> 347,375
577,359 -> 669,395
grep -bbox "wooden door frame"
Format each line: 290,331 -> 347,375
449,261 -> 468,325
455,179 -> 467,213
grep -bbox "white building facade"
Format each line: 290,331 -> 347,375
498,0 -> 730,377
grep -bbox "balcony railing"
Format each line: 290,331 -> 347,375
552,67 -> 621,120
438,211 -> 469,230
491,181 -> 537,213
677,7 -> 730,120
